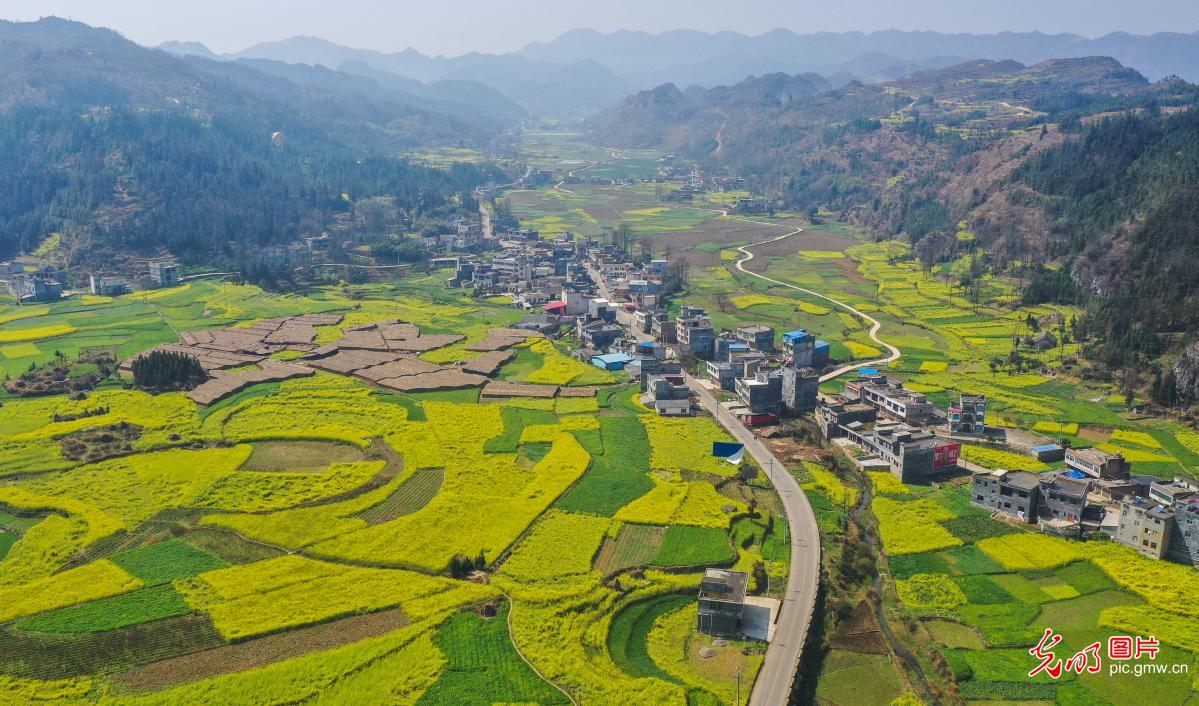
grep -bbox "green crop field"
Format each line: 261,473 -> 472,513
0,260 -> 772,703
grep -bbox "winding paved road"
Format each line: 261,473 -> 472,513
560,152 -> 903,704
731,225 -> 901,381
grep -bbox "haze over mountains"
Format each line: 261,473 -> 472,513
157,26 -> 1199,117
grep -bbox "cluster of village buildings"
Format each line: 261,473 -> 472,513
4,259 -> 180,303
474,232 -> 1199,570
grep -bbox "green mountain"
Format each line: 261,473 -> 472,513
594,57 -> 1199,365
0,18 -> 502,265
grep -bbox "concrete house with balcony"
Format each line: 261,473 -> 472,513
676,306 -> 716,359
972,470 -> 1040,522
949,393 -> 987,435
845,422 -> 938,482
696,569 -> 749,637
733,324 -> 775,353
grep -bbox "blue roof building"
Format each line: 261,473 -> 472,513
782,330 -> 813,345
591,352 -> 635,371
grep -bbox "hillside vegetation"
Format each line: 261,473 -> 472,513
594,58 -> 1199,379
0,18 -> 504,264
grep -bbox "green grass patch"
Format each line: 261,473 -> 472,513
924,620 -> 984,649
940,515 -> 1022,543
651,526 -> 735,567
607,593 -> 691,682
940,545 -> 1005,575
0,532 -> 17,562
952,575 -> 1015,604
806,490 -> 847,534
555,416 -> 653,516
814,650 -> 907,706
1055,560 -> 1115,595
988,573 -> 1054,603
15,584 -> 192,634
109,539 -> 229,585
888,552 -> 950,580
417,600 -> 569,705
958,681 -> 1056,701
485,407 -> 558,454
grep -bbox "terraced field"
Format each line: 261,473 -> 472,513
0,278 -> 778,704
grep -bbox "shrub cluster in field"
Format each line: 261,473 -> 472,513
960,444 -> 1049,472
615,477 -> 744,528
872,497 -> 961,555
1032,420 -> 1079,435
520,338 -> 619,386
801,462 -> 858,507
309,412 -> 591,570
1100,605 -> 1199,653
491,564 -> 697,705
499,510 -> 611,583
642,415 -> 745,477
974,533 -> 1081,571
896,574 -> 968,610
8,445 -> 250,539
0,560 -> 142,623
196,461 -> 383,512
868,471 -> 909,496
218,374 -> 410,447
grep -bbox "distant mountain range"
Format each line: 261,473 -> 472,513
593,56 -> 1199,362
156,27 -> 1199,117
520,28 -> 1199,87
160,36 -> 635,117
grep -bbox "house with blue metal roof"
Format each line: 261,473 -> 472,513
591,352 -> 635,371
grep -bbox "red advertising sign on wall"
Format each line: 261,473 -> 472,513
934,443 -> 961,468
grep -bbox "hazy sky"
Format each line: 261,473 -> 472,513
6,0 -> 1198,55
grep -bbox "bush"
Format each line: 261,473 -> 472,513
941,516 -> 1021,543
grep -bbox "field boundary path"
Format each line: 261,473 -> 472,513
730,223 -> 902,381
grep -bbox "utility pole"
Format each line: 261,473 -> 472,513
735,666 -> 743,705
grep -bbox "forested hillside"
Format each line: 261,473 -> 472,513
594,57 -> 1199,372
0,18 -> 504,264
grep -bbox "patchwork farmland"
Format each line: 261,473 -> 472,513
0,278 -> 782,704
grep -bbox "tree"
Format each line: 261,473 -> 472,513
131,350 -> 207,391
610,223 -> 636,255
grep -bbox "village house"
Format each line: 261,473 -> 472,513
696,569 -> 749,637
88,274 -> 128,296
1065,447 -> 1131,480
676,306 -> 716,359
949,393 -> 987,435
733,324 -> 776,353
844,374 -> 938,426
782,329 -> 830,369
844,422 -> 940,482
816,398 -> 877,440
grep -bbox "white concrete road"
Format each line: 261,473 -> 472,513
732,227 -> 901,382
686,376 -> 820,706
588,191 -> 904,706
